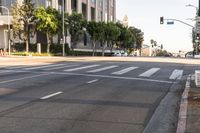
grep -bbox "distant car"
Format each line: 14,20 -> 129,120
121,52 -> 128,57
114,51 -> 128,57
185,52 -> 194,58
114,52 -> 122,57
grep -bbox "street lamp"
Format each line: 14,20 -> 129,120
186,4 -> 199,55
186,4 -> 198,12
0,6 -> 11,55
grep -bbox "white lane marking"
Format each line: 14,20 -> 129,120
40,92 -> 63,100
7,66 -> 29,69
87,66 -> 118,73
0,73 -> 50,84
139,68 -> 160,77
43,71 -> 173,84
0,70 -> 12,74
44,64 -> 78,71
0,70 -> 28,74
169,69 -> 183,80
112,67 -> 138,75
87,79 -> 99,84
24,64 -> 65,70
64,65 -> 100,72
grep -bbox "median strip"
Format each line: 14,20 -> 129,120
40,92 -> 63,100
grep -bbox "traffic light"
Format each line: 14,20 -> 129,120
160,17 -> 164,24
197,33 -> 200,39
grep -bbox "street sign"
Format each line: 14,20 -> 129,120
167,21 -> 174,25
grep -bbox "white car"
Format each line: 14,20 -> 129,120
185,52 -> 193,58
121,52 -> 128,57
114,52 -> 122,57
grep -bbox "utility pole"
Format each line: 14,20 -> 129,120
199,0 -> 200,16
196,0 -> 200,55
62,0 -> 65,56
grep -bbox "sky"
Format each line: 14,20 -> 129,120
116,0 -> 198,53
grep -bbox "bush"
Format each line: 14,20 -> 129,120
11,52 -> 54,56
12,43 -> 70,55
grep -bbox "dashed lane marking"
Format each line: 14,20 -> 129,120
87,79 -> 99,84
40,92 -> 63,100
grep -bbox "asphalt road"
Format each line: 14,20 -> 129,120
0,57 -> 199,133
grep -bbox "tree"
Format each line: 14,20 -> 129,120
116,23 -> 135,54
104,22 -> 120,55
97,22 -> 107,56
129,27 -> 144,55
12,0 -> 36,52
34,6 -> 60,53
87,21 -> 98,56
65,12 -> 85,52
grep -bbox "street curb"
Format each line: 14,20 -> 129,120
176,75 -> 191,133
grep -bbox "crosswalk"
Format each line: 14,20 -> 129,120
64,65 -> 100,72
0,63 -> 188,80
139,68 -> 160,77
169,70 -> 183,80
112,67 -> 138,75
87,66 -> 118,73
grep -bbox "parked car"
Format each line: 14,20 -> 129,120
114,51 -> 128,57
114,52 -> 122,57
121,52 -> 128,57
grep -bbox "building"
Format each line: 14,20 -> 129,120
0,0 -> 116,50
122,15 -> 129,27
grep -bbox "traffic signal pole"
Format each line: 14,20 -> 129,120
199,0 -> 200,16
195,0 -> 200,55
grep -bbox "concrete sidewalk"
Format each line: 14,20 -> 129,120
185,77 -> 200,133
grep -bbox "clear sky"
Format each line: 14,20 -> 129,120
116,0 -> 198,53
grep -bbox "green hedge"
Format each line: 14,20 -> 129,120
12,43 -> 113,56
12,43 -> 70,54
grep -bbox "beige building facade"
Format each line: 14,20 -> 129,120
0,0 -> 116,50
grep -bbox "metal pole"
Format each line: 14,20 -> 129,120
62,0 -> 65,56
199,0 -> 200,16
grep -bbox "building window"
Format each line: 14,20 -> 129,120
46,0 -> 51,8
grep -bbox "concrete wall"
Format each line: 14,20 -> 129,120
0,26 -> 8,50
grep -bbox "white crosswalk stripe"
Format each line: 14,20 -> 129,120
64,65 -> 100,72
112,67 -> 138,75
87,66 -> 118,73
169,69 -> 183,80
139,68 -> 160,77
24,64 -> 65,70
44,64 -> 78,71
